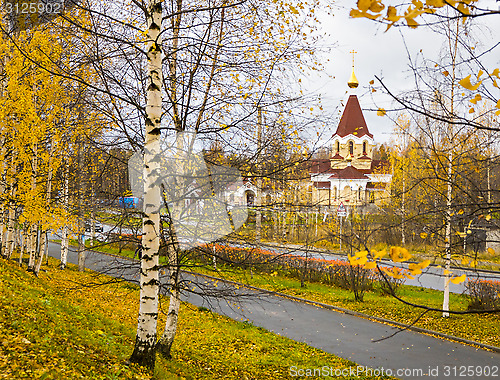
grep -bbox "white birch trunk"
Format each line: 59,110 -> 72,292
34,139 -> 55,275
4,203 -> 15,259
0,140 -> 6,257
442,150 -> 453,317
27,224 -> 38,271
157,239 -> 181,358
60,163 -> 69,269
34,232 -> 47,275
129,0 -> 162,369
90,181 -> 96,246
18,228 -> 25,266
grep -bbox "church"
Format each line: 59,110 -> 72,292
309,64 -> 392,209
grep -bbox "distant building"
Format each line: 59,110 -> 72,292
309,64 -> 392,209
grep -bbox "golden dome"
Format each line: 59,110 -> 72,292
348,68 -> 359,89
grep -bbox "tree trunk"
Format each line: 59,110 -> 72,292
77,219 -> 85,272
27,224 -> 38,271
157,242 -> 181,359
34,231 -> 47,275
18,228 -> 25,266
4,202 -> 16,259
60,163 -> 70,269
129,0 -> 163,370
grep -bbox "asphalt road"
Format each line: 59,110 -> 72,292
47,242 -> 500,380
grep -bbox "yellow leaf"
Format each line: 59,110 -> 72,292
369,79 -> 375,85
369,0 -> 385,13
457,209 -> 464,215
357,0 -> 372,12
389,246 -> 412,262
355,250 -> 369,258
461,257 -> 470,265
459,75 -> 481,91
477,70 -> 484,79
443,269 -> 452,275
412,0 -> 424,9
377,108 -> 386,116
456,2 -> 470,15
487,247 -> 495,255
469,95 -> 481,104
420,232 -> 428,239
350,9 -> 365,18
364,261 -> 377,269
373,249 -> 387,259
420,259 -> 431,269
405,16 -> 419,28
426,0 -> 445,8
450,274 -> 466,284
350,8 -> 380,19
491,68 -> 500,78
408,263 -> 422,275
382,267 -> 404,279
442,70 -> 449,76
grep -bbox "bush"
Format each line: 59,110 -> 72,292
466,279 -> 500,311
373,268 -> 405,296
196,244 -> 402,302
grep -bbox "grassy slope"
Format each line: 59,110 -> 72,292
0,257 -> 391,380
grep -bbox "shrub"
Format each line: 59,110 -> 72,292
373,267 -> 405,296
196,244 -> 405,302
466,279 -> 500,311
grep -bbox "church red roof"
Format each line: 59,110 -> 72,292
334,95 -> 373,139
308,159 -> 334,174
313,181 -> 331,189
329,166 -> 369,180
331,152 -> 344,160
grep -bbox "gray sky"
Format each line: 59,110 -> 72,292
303,0 -> 500,145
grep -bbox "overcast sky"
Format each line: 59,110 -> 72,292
303,0 -> 500,145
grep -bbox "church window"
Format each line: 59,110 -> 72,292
349,141 -> 354,156
336,141 -> 340,153
363,141 -> 367,155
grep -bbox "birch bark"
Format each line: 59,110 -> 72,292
129,0 -> 162,369
60,163 -> 69,269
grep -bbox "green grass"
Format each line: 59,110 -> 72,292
0,256 -> 391,379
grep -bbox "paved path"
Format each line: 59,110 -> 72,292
47,242 -> 500,380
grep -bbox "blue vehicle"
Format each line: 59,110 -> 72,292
119,197 -> 140,209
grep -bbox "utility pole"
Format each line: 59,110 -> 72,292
442,18 -> 459,318
255,106 -> 262,242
